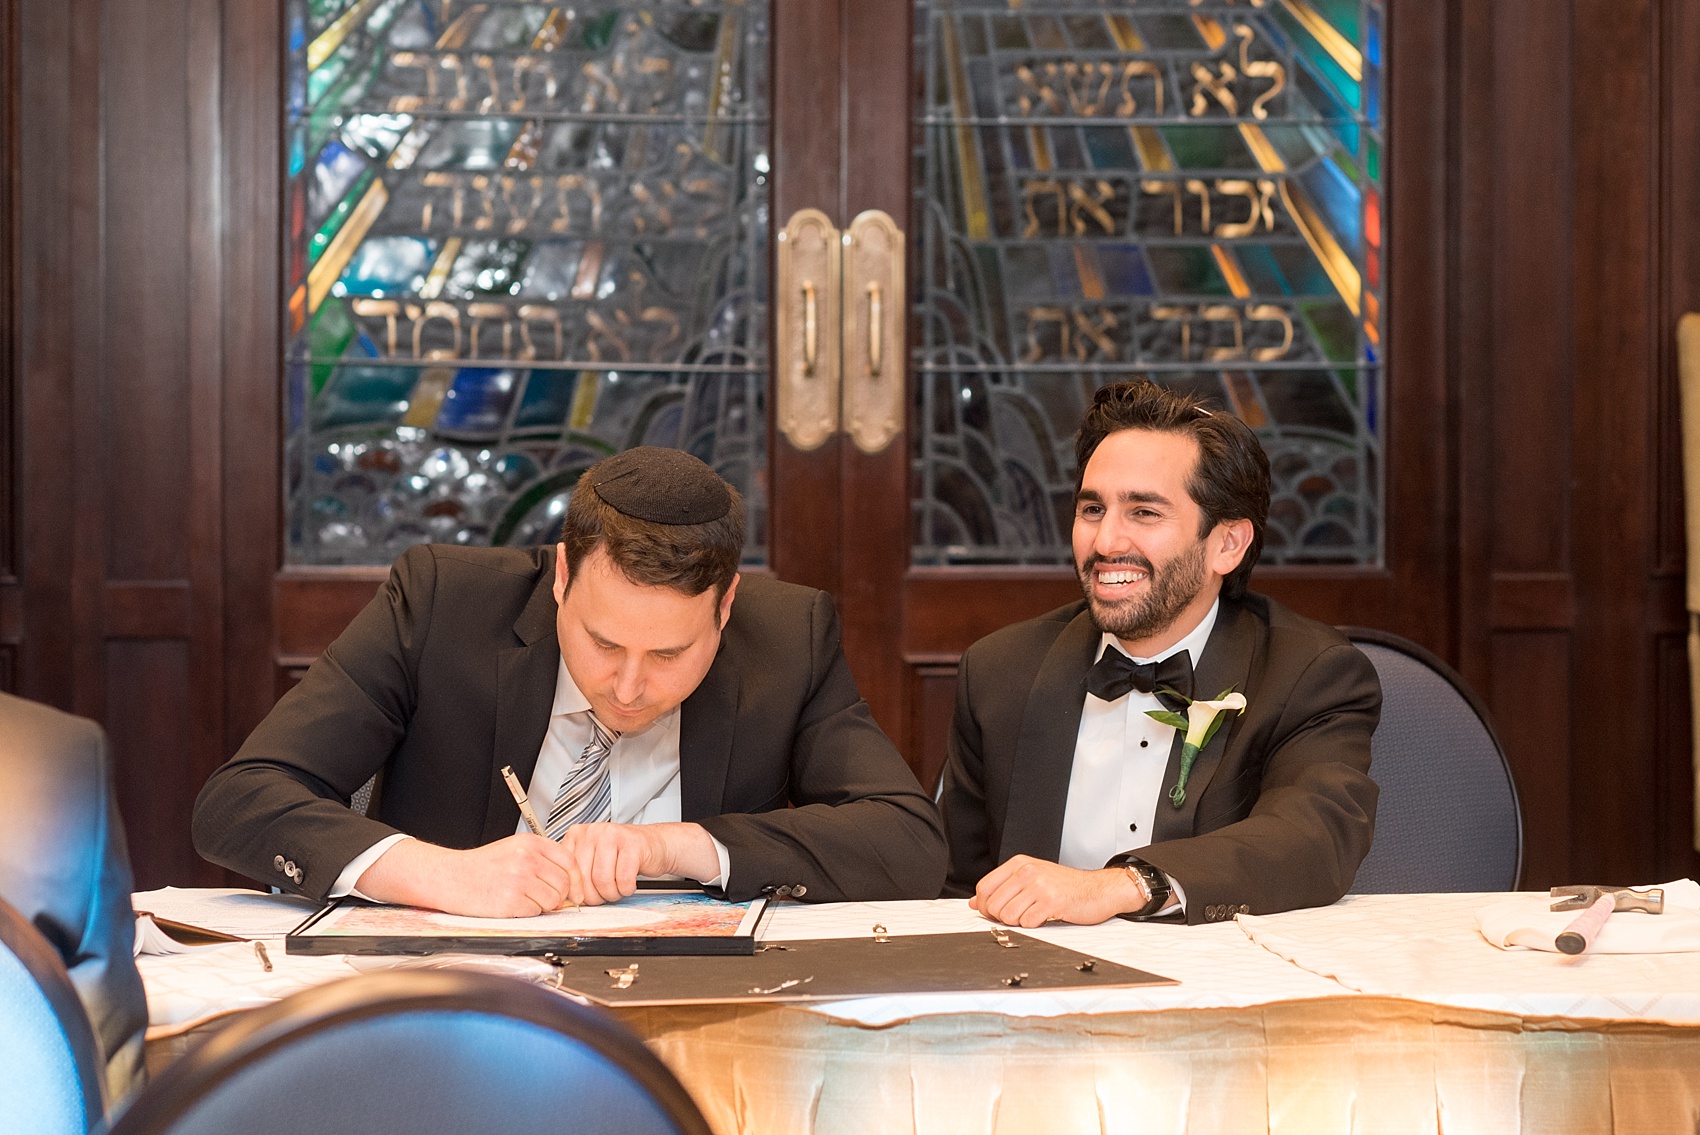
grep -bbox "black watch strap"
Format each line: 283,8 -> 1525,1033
1107,854 -> 1171,917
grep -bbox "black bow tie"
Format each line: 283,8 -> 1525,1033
1085,648 -> 1194,712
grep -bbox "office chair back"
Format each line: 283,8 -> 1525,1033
109,970 -> 712,1135
1341,627 -> 1524,892
0,895 -> 105,1134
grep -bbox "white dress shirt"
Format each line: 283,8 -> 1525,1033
1057,599 -> 1219,911
331,660 -> 730,898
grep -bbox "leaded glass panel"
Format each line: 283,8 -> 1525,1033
915,0 -> 1385,566
285,1 -> 770,564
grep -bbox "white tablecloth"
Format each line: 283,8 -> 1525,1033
1238,891 -> 1700,1025
140,891 -> 1700,1035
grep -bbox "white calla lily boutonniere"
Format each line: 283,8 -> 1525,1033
1145,689 -> 1247,807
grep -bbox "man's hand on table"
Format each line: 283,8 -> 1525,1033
353,822 -> 721,916
970,854 -> 1169,927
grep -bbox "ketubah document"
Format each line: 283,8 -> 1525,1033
286,889 -> 767,957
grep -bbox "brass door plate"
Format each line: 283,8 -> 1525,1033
842,210 -> 906,455
776,208 -> 841,452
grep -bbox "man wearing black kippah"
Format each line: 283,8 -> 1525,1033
939,381 -> 1380,926
193,447 -> 947,914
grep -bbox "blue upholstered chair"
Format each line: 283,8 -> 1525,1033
1341,627 -> 1524,893
0,895 -> 106,1135
108,970 -> 712,1135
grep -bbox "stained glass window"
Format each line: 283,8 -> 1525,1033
914,0 -> 1384,566
285,1 -> 770,564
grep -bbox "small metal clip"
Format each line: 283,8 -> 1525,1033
605,964 -> 639,990
1076,959 -> 1096,973
541,952 -> 571,990
1002,973 -> 1030,987
755,943 -> 793,953
990,927 -> 1016,948
872,924 -> 891,943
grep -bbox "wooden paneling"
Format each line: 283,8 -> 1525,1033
1569,0 -> 1660,884
105,581 -> 190,639
1490,631 -> 1572,888
1660,0 -> 1700,881
10,0 -> 258,886
220,0 -> 282,766
1488,573 -> 1576,631
904,657 -> 957,796
0,0 -> 12,612
766,0 -> 845,600
1449,0 -> 1692,888
105,639 -> 208,888
274,570 -> 384,659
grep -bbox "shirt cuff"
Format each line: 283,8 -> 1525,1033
329,834 -> 412,900
1167,876 -> 1188,916
700,834 -> 731,889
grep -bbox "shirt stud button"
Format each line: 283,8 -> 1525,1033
273,855 -> 286,871
1140,740 -> 1149,748
1128,822 -> 1138,833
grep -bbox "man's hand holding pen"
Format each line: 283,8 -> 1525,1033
350,822 -> 721,918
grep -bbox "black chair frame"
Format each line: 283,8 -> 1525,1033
1339,625 -> 1526,891
109,970 -> 713,1135
0,893 -> 106,1126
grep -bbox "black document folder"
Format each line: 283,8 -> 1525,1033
550,931 -> 1177,1006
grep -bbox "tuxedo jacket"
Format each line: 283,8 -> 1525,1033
0,692 -> 148,1106
939,592 -> 1380,923
194,545 -> 946,904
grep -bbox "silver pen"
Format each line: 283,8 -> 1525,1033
500,766 -> 579,912
501,765 -> 547,836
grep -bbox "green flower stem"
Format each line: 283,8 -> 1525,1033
1168,741 -> 1202,807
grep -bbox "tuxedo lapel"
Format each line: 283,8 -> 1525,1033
679,650 -> 739,821
1001,610 -> 1099,863
482,558 -> 562,843
1150,598 -> 1259,843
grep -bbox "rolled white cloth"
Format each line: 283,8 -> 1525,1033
1477,879 -> 1700,953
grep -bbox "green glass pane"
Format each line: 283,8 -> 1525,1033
1146,247 -> 1231,297
1138,15 -> 1204,51
1159,127 -> 1257,171
308,299 -> 356,395
1301,300 -> 1358,363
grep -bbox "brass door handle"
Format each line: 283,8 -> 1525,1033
776,209 -> 840,451
803,280 -> 819,377
843,210 -> 904,454
866,282 -> 883,378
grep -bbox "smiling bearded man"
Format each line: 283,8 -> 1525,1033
193,447 -> 945,915
938,380 -> 1382,926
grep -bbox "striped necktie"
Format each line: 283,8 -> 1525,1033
545,713 -> 620,840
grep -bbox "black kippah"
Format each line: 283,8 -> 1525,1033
587,446 -> 732,525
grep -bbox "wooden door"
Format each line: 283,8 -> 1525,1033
272,1 -> 848,678
821,0 -> 1455,791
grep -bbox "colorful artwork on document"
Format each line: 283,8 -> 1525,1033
311,890 -> 760,938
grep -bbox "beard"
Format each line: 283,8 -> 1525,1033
1077,538 -> 1210,643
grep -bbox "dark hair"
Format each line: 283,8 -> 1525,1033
1074,380 -> 1270,600
558,475 -> 745,601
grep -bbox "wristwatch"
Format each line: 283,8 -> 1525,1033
1108,854 -> 1171,918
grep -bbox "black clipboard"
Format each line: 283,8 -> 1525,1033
285,890 -> 768,957
549,931 -> 1178,1006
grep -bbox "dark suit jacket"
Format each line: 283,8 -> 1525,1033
194,545 -> 945,904
0,692 -> 148,1105
939,592 -> 1380,923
